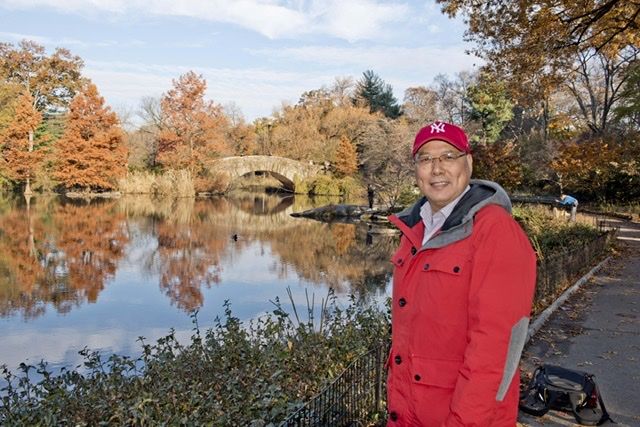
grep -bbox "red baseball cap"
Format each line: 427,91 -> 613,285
412,121 -> 471,156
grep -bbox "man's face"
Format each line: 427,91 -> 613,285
414,139 -> 473,212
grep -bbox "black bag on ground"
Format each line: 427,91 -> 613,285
519,364 -> 613,425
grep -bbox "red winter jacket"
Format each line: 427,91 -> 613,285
386,180 -> 536,427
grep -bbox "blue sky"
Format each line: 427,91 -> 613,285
0,0 -> 479,123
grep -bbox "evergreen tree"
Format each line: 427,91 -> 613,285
467,75 -> 514,144
355,70 -> 401,119
54,83 -> 127,191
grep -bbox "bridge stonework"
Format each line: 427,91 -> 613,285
208,155 -> 322,192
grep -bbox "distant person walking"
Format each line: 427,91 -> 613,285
559,193 -> 578,222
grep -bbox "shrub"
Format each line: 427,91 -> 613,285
336,176 -> 363,199
0,291 -> 389,426
293,175 -> 310,195
309,175 -> 341,196
513,205 -> 603,259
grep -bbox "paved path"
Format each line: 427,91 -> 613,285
519,218 -> 640,427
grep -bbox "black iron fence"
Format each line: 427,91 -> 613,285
534,229 -> 615,314
280,342 -> 388,427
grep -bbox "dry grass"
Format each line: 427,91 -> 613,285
119,170 -> 195,197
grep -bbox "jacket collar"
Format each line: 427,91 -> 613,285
390,179 -> 512,249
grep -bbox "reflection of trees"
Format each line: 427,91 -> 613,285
156,216 -> 226,312
0,197 -> 128,319
0,199 -> 62,318
1,193 -> 395,319
54,200 -> 128,303
123,197 -> 233,312
266,221 -> 396,294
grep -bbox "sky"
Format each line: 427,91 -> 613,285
0,0 -> 480,124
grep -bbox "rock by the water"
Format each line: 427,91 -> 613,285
291,204 -> 371,220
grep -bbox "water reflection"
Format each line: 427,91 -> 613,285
0,193 -> 396,370
0,197 -> 128,319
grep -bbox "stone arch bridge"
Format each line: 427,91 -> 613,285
208,155 -> 323,192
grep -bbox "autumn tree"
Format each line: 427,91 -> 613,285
563,46 -> 639,133
359,119 -> 414,208
1,90 -> 43,194
437,1 -> 639,74
0,82 -> 21,134
269,90 -> 376,165
437,1 -> 639,138
354,70 -> 402,119
471,141 -> 523,191
403,86 -> 439,130
551,136 -> 640,201
614,62 -> 640,127
55,83 -> 128,191
333,136 -> 358,177
224,102 -> 257,156
1,40 -> 84,149
270,102 -> 324,161
156,71 -> 231,184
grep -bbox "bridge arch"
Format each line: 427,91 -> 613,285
208,155 -> 322,192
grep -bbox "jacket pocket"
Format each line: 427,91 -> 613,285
410,356 -> 462,389
419,256 -> 466,276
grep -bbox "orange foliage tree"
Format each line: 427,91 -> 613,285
156,72 -> 231,181
55,83 -> 128,191
1,90 -> 43,193
333,136 -> 358,177
471,141 -> 524,191
0,40 -> 84,112
551,136 -> 640,201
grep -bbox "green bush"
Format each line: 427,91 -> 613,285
0,291 -> 389,426
293,175 -> 310,195
513,205 -> 603,259
336,176 -> 363,199
309,175 -> 341,196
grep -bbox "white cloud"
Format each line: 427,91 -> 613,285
249,44 -> 479,77
0,30 -> 52,44
83,40 -> 480,124
312,0 -> 409,42
83,60 -> 331,122
0,0 -> 410,41
0,31 -> 140,48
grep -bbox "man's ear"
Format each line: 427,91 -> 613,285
466,153 -> 473,174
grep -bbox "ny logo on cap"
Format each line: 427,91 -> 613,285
430,122 -> 446,133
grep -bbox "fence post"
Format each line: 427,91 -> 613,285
374,343 -> 382,414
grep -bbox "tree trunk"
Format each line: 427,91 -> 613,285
24,129 -> 34,196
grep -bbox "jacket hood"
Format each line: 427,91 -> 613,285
391,179 -> 512,249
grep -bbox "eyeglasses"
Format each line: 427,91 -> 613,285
415,152 -> 467,168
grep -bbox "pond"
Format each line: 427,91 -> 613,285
0,193 -> 396,374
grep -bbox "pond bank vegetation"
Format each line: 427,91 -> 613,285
0,205 -> 612,425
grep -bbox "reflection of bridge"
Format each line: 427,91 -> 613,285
214,196 -> 302,233
208,156 -> 322,192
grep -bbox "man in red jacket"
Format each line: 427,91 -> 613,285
387,121 -> 537,426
